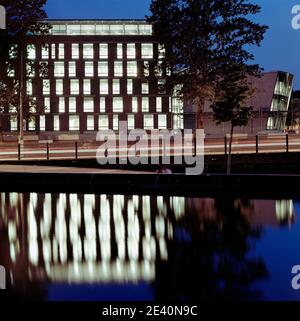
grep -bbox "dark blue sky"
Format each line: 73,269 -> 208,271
45,0 -> 300,88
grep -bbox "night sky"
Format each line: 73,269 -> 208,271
45,0 -> 300,88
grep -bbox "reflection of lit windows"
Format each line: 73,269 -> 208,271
54,115 -> 60,131
27,45 -> 36,60
144,114 -> 154,129
83,44 -> 94,59
142,82 -> 149,94
113,97 -> 123,113
98,61 -> 108,77
99,43 -> 108,59
117,43 -> 123,59
100,79 -> 109,95
127,43 -> 136,59
72,44 -> 79,59
69,115 -> 80,131
58,43 -> 64,59
113,79 -> 120,94
69,61 -> 76,77
113,115 -> 119,130
70,79 -> 79,95
41,45 -> 49,59
56,79 -> 63,95
40,115 -> 45,131
128,114 -> 135,130
114,61 -> 123,77
87,115 -> 94,131
84,97 -> 94,112
59,97 -> 65,113
142,97 -> 149,112
156,97 -> 162,112
43,79 -> 50,95
100,97 -> 106,112
127,79 -> 133,94
69,97 -> 76,112
132,97 -> 138,112
127,61 -> 137,77
83,79 -> 91,95
54,61 -> 64,77
85,61 -> 94,77
141,43 -> 153,59
99,115 -> 109,130
158,114 -> 167,129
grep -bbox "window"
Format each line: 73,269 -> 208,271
44,97 -> 50,113
87,115 -> 94,131
54,62 -> 64,77
99,44 -> 108,59
96,25 -> 110,35
83,79 -> 91,95
128,114 -> 135,130
84,97 -> 94,112
113,79 -> 120,94
110,24 -> 124,35
100,97 -> 106,112
27,45 -> 36,60
10,117 -> 18,131
81,25 -> 95,35
70,79 -> 79,95
54,115 -> 60,131
127,44 -> 136,59
127,61 -> 137,77
125,25 -> 138,35
69,115 -> 80,131
85,61 -> 94,77
41,45 -> 49,59
100,79 -> 109,95
114,61 -> 123,77
40,115 -> 45,131
158,44 -> 166,59
99,115 -> 109,130
26,63 -> 35,78
56,79 -> 63,95
144,61 -> 150,76
156,97 -> 162,112
113,115 -> 119,130
139,24 -> 152,35
28,118 -> 36,131
59,97 -> 65,113
117,43 -> 123,59
83,44 -> 94,59
72,44 -> 79,59
127,79 -> 133,94
69,61 -> 76,77
142,82 -> 149,94
144,114 -> 154,129
132,97 -> 138,112
43,80 -> 50,95
142,97 -> 149,112
141,43 -> 153,59
51,44 -> 56,59
158,114 -> 167,129
98,61 -> 108,77
67,25 -> 81,35
58,44 -> 64,59
26,80 -> 33,95
69,97 -> 76,112
113,97 -> 123,113
158,79 -> 167,94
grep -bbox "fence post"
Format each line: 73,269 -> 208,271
18,143 -> 21,161
75,142 -> 78,160
46,143 -> 50,160
224,136 -> 227,155
286,134 -> 289,153
256,135 -> 259,154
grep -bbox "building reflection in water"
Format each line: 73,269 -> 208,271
0,193 -> 295,300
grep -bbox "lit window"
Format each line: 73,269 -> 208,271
127,61 -> 137,77
59,97 -> 65,113
85,61 -> 94,77
54,115 -> 60,131
99,43 -> 108,59
81,25 -> 95,35
84,97 -> 94,112
52,24 -> 67,35
83,79 -> 91,95
67,25 -> 81,35
56,79 -> 63,95
117,43 -> 123,59
51,44 -> 56,59
128,114 -> 135,130
132,97 -> 138,112
158,114 -> 167,129
113,115 -> 119,130
100,79 -> 109,95
125,25 -> 138,35
69,97 -> 76,112
158,44 -> 166,59
72,44 -> 79,59
26,63 -> 35,78
69,115 -> 80,131
139,25 -> 152,35
27,45 -> 36,60
44,97 -> 50,113
144,114 -> 154,129
110,24 -> 124,35
69,61 -> 76,77
99,115 -> 109,130
113,97 -> 123,113
127,44 -> 136,59
10,117 -> 18,131
43,79 -> 50,95
70,79 -> 79,95
141,44 -> 153,59
142,97 -> 149,112
58,44 -> 64,59
114,61 -> 123,77
98,61 -> 108,77
87,115 -> 94,131
113,79 -> 120,94
54,61 -> 64,77
28,117 -> 36,131
142,82 -> 149,94
40,115 -> 45,131
156,97 -> 162,112
26,80 -> 33,95
83,44 -> 94,59
144,61 -> 150,76
41,45 -> 49,59
100,97 -> 106,112
173,114 -> 184,130
96,25 -> 110,35
127,79 -> 133,94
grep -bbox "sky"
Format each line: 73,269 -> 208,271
45,0 -> 300,88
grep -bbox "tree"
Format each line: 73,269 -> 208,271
147,0 -> 267,129
212,67 -> 253,174
0,0 -> 49,141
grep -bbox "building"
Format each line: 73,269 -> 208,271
1,19 -> 184,138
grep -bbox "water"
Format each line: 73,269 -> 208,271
0,192 -> 299,301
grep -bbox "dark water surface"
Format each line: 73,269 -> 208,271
0,192 -> 299,301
